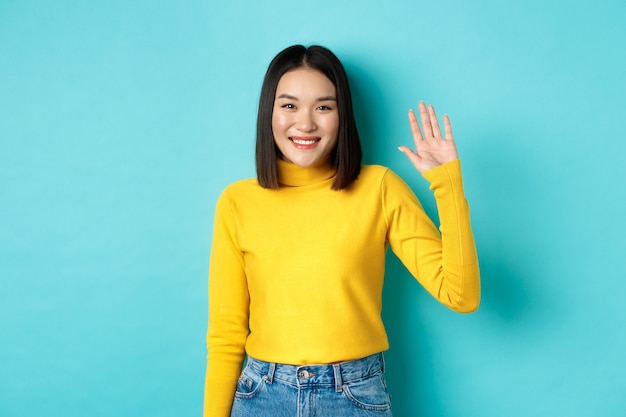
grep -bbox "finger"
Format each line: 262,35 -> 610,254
418,101 -> 433,138
397,145 -> 421,167
408,109 -> 423,145
443,114 -> 454,140
428,105 -> 442,139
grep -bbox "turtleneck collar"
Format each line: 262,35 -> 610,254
277,158 -> 336,187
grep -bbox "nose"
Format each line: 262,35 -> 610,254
296,110 -> 316,132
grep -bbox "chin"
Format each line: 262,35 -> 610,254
291,160 -> 317,168
289,155 -> 326,168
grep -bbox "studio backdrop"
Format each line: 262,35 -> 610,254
1,0 -> 625,416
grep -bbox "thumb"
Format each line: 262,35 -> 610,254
398,146 -> 421,166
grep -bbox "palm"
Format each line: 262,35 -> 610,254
398,102 -> 459,173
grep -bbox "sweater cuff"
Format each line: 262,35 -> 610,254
422,159 -> 463,190
204,376 -> 238,417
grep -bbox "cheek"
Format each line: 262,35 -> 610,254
325,115 -> 340,139
272,112 -> 289,135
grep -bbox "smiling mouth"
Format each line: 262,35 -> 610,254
290,137 -> 320,145
289,137 -> 321,149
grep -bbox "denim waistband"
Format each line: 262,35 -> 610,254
246,353 -> 384,392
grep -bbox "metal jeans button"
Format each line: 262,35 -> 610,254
299,370 -> 315,379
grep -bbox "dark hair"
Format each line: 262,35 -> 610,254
256,45 -> 362,190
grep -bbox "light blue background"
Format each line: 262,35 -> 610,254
1,0 -> 625,416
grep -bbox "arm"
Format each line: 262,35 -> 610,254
390,102 -> 480,312
204,192 -> 249,417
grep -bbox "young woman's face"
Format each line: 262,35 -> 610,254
272,68 -> 339,168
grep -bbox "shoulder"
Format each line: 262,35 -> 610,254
219,178 -> 261,198
358,164 -> 390,183
358,165 -> 407,189
213,178 -> 260,210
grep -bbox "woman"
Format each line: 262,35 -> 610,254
204,45 -> 480,417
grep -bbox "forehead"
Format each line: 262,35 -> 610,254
275,68 -> 336,96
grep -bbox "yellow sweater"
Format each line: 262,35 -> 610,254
204,158 -> 480,417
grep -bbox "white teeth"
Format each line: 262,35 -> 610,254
292,139 -> 317,145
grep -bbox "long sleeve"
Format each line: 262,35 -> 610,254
204,192 -> 249,417
383,159 -> 480,312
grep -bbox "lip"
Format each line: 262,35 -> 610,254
289,136 -> 320,149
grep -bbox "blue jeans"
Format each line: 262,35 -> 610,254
230,353 -> 393,417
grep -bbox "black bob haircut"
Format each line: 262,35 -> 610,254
255,45 -> 362,191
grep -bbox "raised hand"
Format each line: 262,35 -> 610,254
398,101 -> 459,173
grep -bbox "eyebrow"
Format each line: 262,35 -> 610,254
276,93 -> 337,102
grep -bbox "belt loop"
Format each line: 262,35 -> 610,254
333,363 -> 343,392
381,352 -> 385,372
266,362 -> 276,384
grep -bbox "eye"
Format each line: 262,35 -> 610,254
317,105 -> 334,111
281,103 -> 296,109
